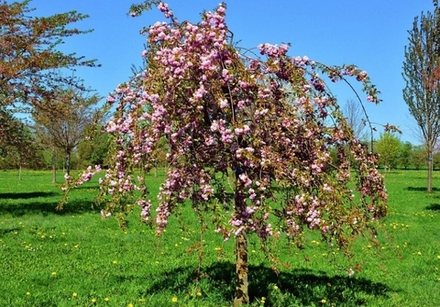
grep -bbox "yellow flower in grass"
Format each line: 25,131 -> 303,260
321,298 -> 327,304
172,296 -> 178,303
91,298 -> 97,303
26,292 -> 31,296
72,292 -> 78,297
104,297 -> 110,302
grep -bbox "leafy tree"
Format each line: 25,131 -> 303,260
0,106 -> 42,174
403,3 -> 440,192
412,145 -> 426,170
76,125 -> 111,169
33,88 -> 102,177
0,0 -> 98,162
375,132 -> 401,171
399,141 -> 413,170
63,3 -> 387,306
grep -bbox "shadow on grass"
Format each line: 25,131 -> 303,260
143,262 -> 390,306
406,186 -> 440,192
0,191 -> 58,199
0,199 -> 100,216
425,203 -> 440,211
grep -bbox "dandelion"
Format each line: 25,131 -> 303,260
172,296 -> 178,303
91,298 -> 97,303
417,251 -> 422,255
73,292 -> 78,297
273,285 -> 279,290
197,291 -> 202,296
127,304 -> 134,307
112,260 -> 118,264
321,298 -> 327,304
26,292 -> 31,296
104,297 -> 110,302
51,271 -> 56,276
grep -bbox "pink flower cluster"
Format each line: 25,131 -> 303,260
72,1 -> 389,255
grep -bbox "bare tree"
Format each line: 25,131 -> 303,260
343,99 -> 366,140
402,4 -> 440,192
33,88 -> 101,178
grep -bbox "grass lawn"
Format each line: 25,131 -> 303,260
0,169 -> 439,306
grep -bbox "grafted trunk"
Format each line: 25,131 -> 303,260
234,230 -> 249,306
233,180 -> 249,306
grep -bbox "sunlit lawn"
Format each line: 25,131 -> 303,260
0,169 -> 439,306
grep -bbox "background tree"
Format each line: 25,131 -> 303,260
411,145 -> 426,170
76,125 -> 110,169
375,132 -> 401,171
0,0 -> 98,164
33,88 -> 102,177
343,98 -> 367,140
403,4 -> 440,192
0,106 -> 43,175
65,3 -> 387,306
399,141 -> 413,170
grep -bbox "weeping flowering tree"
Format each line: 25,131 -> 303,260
62,2 -> 387,306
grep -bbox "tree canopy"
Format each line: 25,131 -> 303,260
403,4 -> 440,192
0,0 -> 99,156
63,2 -> 388,305
0,0 -> 99,105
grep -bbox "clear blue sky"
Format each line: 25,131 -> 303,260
30,0 -> 435,145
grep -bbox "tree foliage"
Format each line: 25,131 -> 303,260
0,0 -> 99,162
375,132 -> 401,171
399,141 -> 413,170
0,106 -> 41,170
63,3 -> 387,305
76,125 -> 111,168
403,4 -> 440,192
0,0 -> 99,106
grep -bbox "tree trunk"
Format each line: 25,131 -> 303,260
52,147 -> 56,183
233,179 -> 249,306
427,146 -> 433,193
65,152 -> 71,176
234,230 -> 249,306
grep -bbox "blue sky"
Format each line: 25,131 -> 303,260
30,0 -> 435,144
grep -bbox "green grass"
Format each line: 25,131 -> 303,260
0,169 -> 439,306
